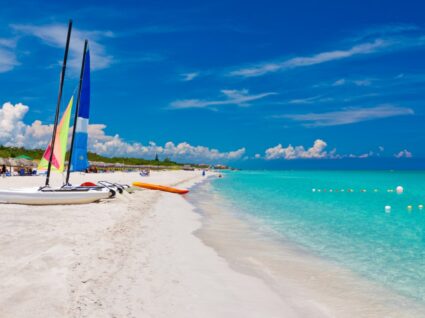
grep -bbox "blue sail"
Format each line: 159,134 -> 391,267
70,49 -> 90,171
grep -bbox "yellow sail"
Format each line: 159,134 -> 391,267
38,96 -> 73,172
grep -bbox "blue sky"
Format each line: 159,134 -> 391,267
0,0 -> 424,165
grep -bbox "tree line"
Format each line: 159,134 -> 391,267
0,145 -> 182,167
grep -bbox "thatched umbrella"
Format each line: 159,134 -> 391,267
20,158 -> 36,167
8,158 -> 19,167
14,158 -> 29,166
5,158 -> 36,174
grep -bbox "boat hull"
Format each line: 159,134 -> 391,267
0,188 -> 112,205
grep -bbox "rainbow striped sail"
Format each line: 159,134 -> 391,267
38,96 -> 74,172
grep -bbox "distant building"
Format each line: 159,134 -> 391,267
214,164 -> 229,170
196,163 -> 210,169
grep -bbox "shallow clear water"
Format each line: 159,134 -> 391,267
210,170 -> 425,303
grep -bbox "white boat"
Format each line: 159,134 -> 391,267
0,22 -> 119,206
0,187 -> 112,205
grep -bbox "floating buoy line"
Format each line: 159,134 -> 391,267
311,187 -> 405,194
311,186 -> 423,213
384,204 -> 424,213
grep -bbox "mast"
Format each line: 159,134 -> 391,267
65,39 -> 88,185
45,20 -> 72,186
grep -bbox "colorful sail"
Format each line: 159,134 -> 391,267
70,49 -> 90,171
38,96 -> 74,172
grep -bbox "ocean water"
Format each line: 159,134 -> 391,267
208,170 -> 425,304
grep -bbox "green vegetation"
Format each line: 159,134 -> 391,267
0,146 -> 43,160
87,152 -> 182,166
0,145 -> 182,167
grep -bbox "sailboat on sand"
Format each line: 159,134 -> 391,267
63,40 -> 132,194
0,20 -> 113,205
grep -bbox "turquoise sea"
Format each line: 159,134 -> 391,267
207,170 -> 425,304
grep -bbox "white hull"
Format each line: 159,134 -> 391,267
0,187 -> 112,205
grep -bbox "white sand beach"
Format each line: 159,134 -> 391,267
0,170 -> 293,318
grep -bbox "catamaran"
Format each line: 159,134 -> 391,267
0,20 -> 113,205
63,40 -> 132,194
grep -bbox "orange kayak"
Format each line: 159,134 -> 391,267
132,182 -> 189,194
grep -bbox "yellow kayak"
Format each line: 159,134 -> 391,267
132,182 -> 189,194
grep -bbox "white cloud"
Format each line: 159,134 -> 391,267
0,102 -> 28,145
355,151 -> 374,159
229,39 -> 391,77
287,95 -> 334,105
276,105 -> 414,127
265,139 -> 331,160
0,38 -> 16,48
229,30 -> 425,78
11,23 -> 113,71
353,79 -> 372,86
170,89 -> 276,109
288,96 -> 320,104
394,149 -> 412,158
0,102 -> 245,163
180,72 -> 199,81
0,38 -> 19,73
88,124 -> 245,161
332,79 -> 347,86
263,140 -> 405,160
332,78 -> 372,87
0,102 -> 53,148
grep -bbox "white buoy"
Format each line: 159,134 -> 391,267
396,186 -> 404,194
385,205 -> 391,213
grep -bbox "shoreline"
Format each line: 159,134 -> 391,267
133,173 -> 292,318
0,171 -> 293,317
189,178 -> 425,317
1,170 -> 424,317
